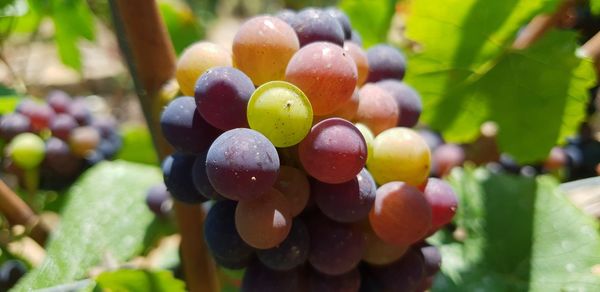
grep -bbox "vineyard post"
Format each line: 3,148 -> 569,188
108,1 -> 219,291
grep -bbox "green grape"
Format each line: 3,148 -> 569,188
367,127 -> 431,186
247,81 -> 313,147
8,133 -> 45,169
355,123 -> 374,164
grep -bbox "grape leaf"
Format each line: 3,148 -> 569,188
115,124 -> 159,165
50,0 -> 95,71
339,0 -> 397,47
159,0 -> 204,55
432,168 -> 600,291
405,0 -> 596,163
94,269 -> 185,292
13,161 -> 163,290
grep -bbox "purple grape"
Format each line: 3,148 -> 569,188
242,260 -> 303,292
67,99 -> 92,125
366,45 -> 407,82
146,184 -> 171,217
206,128 -> 280,201
417,129 -> 444,152
350,30 -> 362,46
162,153 -> 208,204
257,218 -> 310,271
275,9 -> 296,26
160,96 -> 221,154
43,137 -> 83,178
376,80 -> 422,127
420,245 -> 442,276
0,113 -> 31,141
204,200 -> 254,269
291,8 -> 344,47
366,248 -> 426,292
312,168 -> 376,223
90,116 -> 118,138
192,150 -> 225,200
194,66 -> 254,130
50,114 -> 78,140
17,99 -> 55,131
309,267 -> 361,292
306,212 -> 365,275
325,7 -> 352,39
46,90 -> 72,113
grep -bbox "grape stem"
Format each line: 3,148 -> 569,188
108,1 -> 219,291
0,179 -> 48,246
511,0 -> 576,50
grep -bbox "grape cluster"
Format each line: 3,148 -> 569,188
0,90 -> 122,190
161,7 -> 458,291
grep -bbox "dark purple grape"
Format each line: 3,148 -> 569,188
67,99 -> 92,125
194,66 -> 254,130
420,245 -> 442,276
325,7 -> 352,39
160,96 -> 221,154
291,8 -> 344,47
46,90 -> 72,113
96,134 -> 122,159
306,212 -> 365,275
366,45 -> 407,82
205,200 -> 254,269
0,260 -> 27,291
206,128 -> 280,201
376,80 -> 422,127
312,168 -> 376,223
146,184 -> 172,217
257,218 -> 310,271
309,268 -> 361,292
50,114 -> 78,140
90,116 -> 118,138
43,137 -> 83,178
162,153 -> 208,204
350,30 -> 362,46
366,248 -> 426,292
424,178 -> 458,231
275,9 -> 296,26
192,150 -> 225,200
417,128 -> 444,152
242,260 -> 302,292
0,113 -> 30,141
17,99 -> 55,131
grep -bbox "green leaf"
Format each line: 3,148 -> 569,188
433,168 -> 600,291
115,124 -> 159,165
13,161 -> 163,290
405,0 -> 595,163
0,92 -> 21,115
339,0 -> 397,47
50,0 -> 96,71
95,269 -> 185,292
159,0 -> 204,55
591,0 -> 600,15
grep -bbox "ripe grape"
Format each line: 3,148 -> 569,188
367,127 -> 431,186
17,100 -> 55,131
162,153 -> 208,204
50,114 -> 78,141
235,188 -> 292,249
46,90 -> 72,113
423,178 -> 458,230
420,245 -> 442,276
355,84 -> 399,135
146,184 -> 172,217
8,133 -> 45,169
90,116 -> 118,139
369,182 -> 432,246
247,81 -> 313,147
366,248 -> 426,292
192,150 -> 224,200
329,88 -> 359,121
194,66 -> 255,130
291,8 -> 344,47
241,261 -> 303,292
0,113 -> 30,141
360,219 -> 408,266
285,42 -> 357,115
257,218 -> 310,271
44,137 -> 83,179
325,7 -> 352,39
275,9 -> 296,26
69,126 -> 101,158
417,128 -> 444,151
176,42 -> 232,96
306,212 -> 365,275
343,42 -> 369,86
206,128 -> 280,201
376,80 -> 422,127
366,45 -> 407,82
233,16 -> 299,86
273,166 -> 310,216
205,200 -> 254,269
312,168 -> 376,223
309,268 -> 361,292
160,96 -> 221,154
67,99 -> 92,125
298,118 -> 367,184
432,143 -> 465,177
354,123 -> 373,164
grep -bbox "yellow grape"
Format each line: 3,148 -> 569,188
354,123 -> 374,164
175,42 -> 232,96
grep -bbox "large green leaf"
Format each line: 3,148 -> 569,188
339,0 -> 397,47
13,161 -> 163,290
94,269 -> 185,292
406,0 -> 596,163
432,168 -> 600,291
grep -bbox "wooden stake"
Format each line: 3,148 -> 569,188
108,1 -> 218,291
0,179 -> 48,246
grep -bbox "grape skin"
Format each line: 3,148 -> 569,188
291,8 -> 344,47
176,42 -> 232,96
423,178 -> 458,231
273,166 -> 310,216
257,218 -> 310,271
0,113 -> 31,141
376,80 -> 422,127
162,153 -> 208,204
366,44 -> 407,82
355,84 -> 399,135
